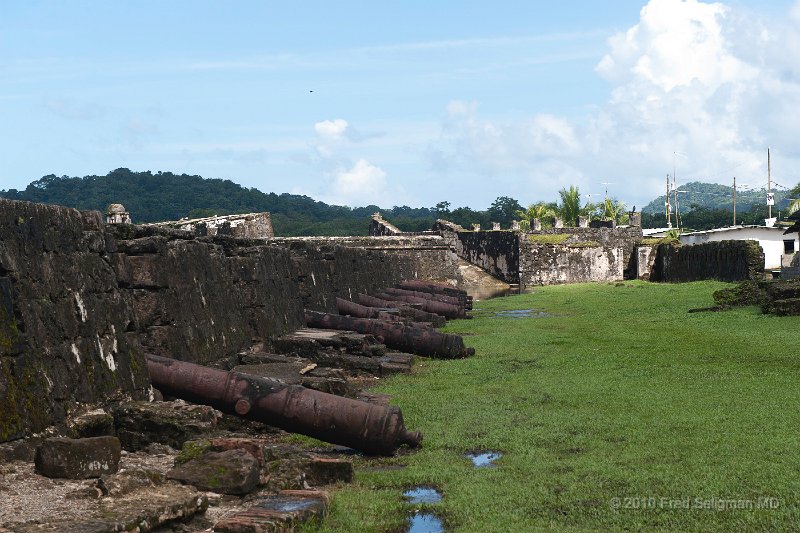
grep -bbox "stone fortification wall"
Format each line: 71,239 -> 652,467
448,231 -> 520,284
519,242 -> 624,286
0,199 -> 459,442
272,236 -> 461,312
0,200 -> 151,442
527,226 -> 643,280
109,225 -> 303,365
368,214 -> 404,236
144,212 -> 274,239
435,221 -> 641,286
647,240 -> 764,282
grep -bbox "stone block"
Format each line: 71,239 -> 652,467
213,489 -> 329,533
111,401 -> 218,451
307,457 -> 354,485
34,436 -> 121,479
167,448 -> 260,495
68,409 -> 115,438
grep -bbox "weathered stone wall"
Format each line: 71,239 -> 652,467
368,214 -> 403,236
435,224 -> 641,287
109,225 -> 303,365
0,200 -> 151,441
648,240 -> 764,282
0,200 -> 461,442
271,236 -> 461,312
519,243 -> 625,286
636,245 -> 659,281
526,226 -> 643,280
144,212 -> 274,239
447,231 -> 520,284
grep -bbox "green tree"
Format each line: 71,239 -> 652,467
487,196 -> 523,226
599,197 -> 628,224
515,202 -> 557,230
434,201 -> 451,215
557,186 -> 586,226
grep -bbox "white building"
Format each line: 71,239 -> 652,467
680,225 -> 799,270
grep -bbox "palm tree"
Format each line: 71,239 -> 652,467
515,202 -> 557,230
600,197 -> 627,224
788,198 -> 800,217
557,186 -> 588,226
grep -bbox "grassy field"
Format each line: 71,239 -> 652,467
301,281 -> 800,532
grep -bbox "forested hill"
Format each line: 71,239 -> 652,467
641,181 -> 791,214
0,169 -> 440,236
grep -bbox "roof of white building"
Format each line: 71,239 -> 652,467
680,225 -> 787,237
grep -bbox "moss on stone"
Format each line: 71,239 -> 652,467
175,439 -> 212,465
528,234 -> 569,245
567,241 -> 601,248
0,305 -> 19,355
713,280 -> 766,307
641,237 -> 680,246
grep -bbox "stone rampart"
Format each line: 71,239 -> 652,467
435,221 -> 641,286
647,240 -> 764,282
0,199 -> 459,442
0,200 -> 150,441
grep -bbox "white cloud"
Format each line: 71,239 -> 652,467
426,0 -> 800,207
322,158 -> 390,207
314,118 -> 348,141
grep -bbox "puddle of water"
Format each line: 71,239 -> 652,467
256,496 -> 322,513
466,451 -> 502,467
407,513 -> 444,533
495,309 -> 551,319
404,487 -> 442,504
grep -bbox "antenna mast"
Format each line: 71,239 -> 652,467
733,176 -> 736,226
768,147 -> 772,220
666,174 -> 672,228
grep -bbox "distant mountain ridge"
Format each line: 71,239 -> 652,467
641,181 -> 791,215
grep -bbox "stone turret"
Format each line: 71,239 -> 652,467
105,204 -> 131,224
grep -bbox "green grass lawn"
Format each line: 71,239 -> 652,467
301,281 -> 800,532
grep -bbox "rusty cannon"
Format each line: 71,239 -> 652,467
336,297 -> 403,322
383,287 -> 472,310
374,291 -> 468,320
397,280 -> 472,306
305,310 -> 474,359
356,294 -> 446,327
146,354 -> 421,455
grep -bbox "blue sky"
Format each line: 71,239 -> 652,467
2,0 -> 799,210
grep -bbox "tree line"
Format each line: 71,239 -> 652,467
1,169 -> 797,235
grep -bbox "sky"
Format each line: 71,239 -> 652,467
2,0 -> 800,210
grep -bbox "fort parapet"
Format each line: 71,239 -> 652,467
0,199 -> 459,441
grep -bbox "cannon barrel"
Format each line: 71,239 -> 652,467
383,287 -> 471,310
375,292 -> 467,320
357,294 -> 446,327
397,280 -> 470,301
146,354 -> 421,455
336,297 -> 403,322
305,311 -> 474,359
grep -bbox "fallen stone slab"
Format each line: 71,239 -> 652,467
67,408 -> 115,439
111,400 -> 219,451
6,483 -> 208,533
34,436 -> 121,479
167,448 -> 260,495
273,328 -> 386,358
175,439 -> 355,492
233,362 -> 351,396
213,489 -> 329,533
308,457 -> 354,485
